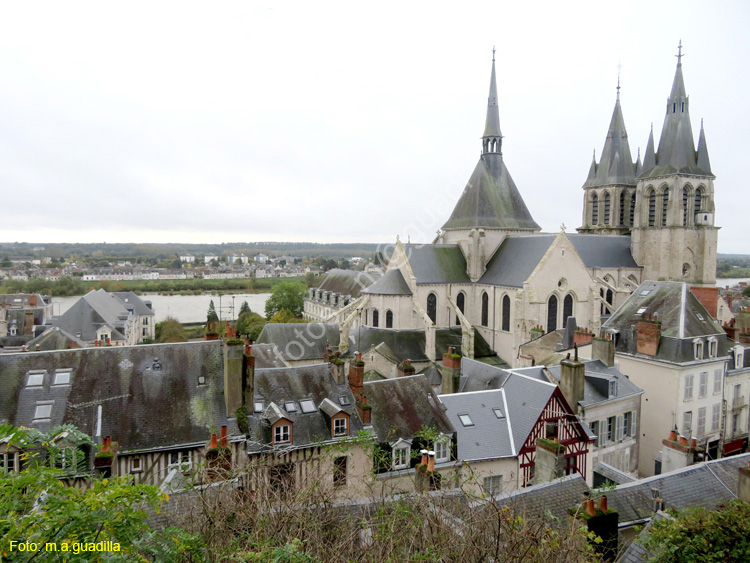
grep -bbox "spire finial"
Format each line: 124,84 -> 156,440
638,147 -> 641,159
676,40 -> 684,65
492,45 -> 495,62
701,117 -> 704,128
616,61 -> 622,101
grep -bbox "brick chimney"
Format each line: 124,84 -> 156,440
637,314 -> 661,356
223,341 -> 254,417
740,328 -> 750,346
572,494 -> 619,561
592,333 -> 615,366
724,318 -> 739,342
559,348 -> 585,415
29,294 -> 37,307
330,352 -> 345,385
397,359 -> 416,378
24,310 -> 34,335
739,464 -> 750,503
573,328 -> 594,347
348,352 -> 364,400
690,286 -> 719,318
661,427 -> 702,473
440,346 -> 461,394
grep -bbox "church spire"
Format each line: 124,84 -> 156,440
697,118 -> 712,174
641,124 -> 656,173
482,48 -> 502,154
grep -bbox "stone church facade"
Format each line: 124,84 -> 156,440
316,46 -> 717,367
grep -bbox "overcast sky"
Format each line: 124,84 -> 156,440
1,1 -> 748,253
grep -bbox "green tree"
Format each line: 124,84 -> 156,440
235,310 -> 266,341
239,301 -> 251,316
207,300 -> 219,323
643,499 -> 750,561
265,282 -> 307,319
268,308 -> 303,324
155,317 -> 187,343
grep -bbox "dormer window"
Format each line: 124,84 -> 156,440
608,380 -> 618,398
333,417 -> 348,437
393,445 -> 410,470
434,436 -> 451,463
707,337 -> 718,359
274,424 -> 291,444
693,339 -> 704,360
736,347 -> 745,370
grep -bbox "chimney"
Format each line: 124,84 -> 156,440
690,286 -> 719,318
24,310 -> 34,335
358,394 -> 371,425
105,337 -> 111,346
397,359 -> 416,378
220,425 -> 228,447
518,354 -> 535,367
427,451 -> 435,472
348,352 -> 364,400
636,314 -> 661,356
440,347 -> 461,394
724,319 -> 739,342
209,433 -> 218,449
592,333 -> 615,366
559,352 -> 585,415
574,327 -> 594,347
324,346 -> 332,363
29,294 -> 37,307
740,328 -> 750,346
661,427 -> 702,473
223,340 -> 254,417
738,463 -> 750,503
330,352 -> 345,384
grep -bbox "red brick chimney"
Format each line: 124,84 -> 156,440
397,359 -> 416,378
574,328 -> 594,347
724,319 -> 739,342
690,286 -> 719,318
219,425 -> 228,447
29,294 -> 37,307
348,352 -> 364,399
637,314 -> 661,356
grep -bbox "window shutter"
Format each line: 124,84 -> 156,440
616,415 -> 624,441
630,411 -> 637,437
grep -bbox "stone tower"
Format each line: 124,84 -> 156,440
439,51 -> 541,281
578,81 -> 639,235
630,43 -> 718,285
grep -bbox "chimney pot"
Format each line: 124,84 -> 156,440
668,429 -> 678,441
599,495 -> 608,512
586,498 -> 596,517
679,435 -> 688,445
427,451 -> 435,472
209,433 -> 218,449
220,425 -> 228,447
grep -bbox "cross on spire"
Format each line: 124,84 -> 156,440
676,40 -> 684,65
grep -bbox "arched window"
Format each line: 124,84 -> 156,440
455,292 -> 465,325
604,192 -> 611,225
661,189 -> 668,226
619,191 -> 626,225
648,190 -> 656,226
547,295 -> 558,333
592,193 -> 599,225
502,295 -> 511,331
630,193 -> 636,226
682,187 -> 689,226
694,188 -> 703,213
385,310 -> 393,328
563,294 -> 573,327
481,292 -> 489,327
427,293 -> 437,324
372,309 -> 379,328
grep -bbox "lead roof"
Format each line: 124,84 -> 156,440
401,244 -> 471,285
583,95 -> 637,188
362,268 -> 412,295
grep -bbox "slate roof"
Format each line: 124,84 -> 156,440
24,326 -> 87,352
639,60 -> 713,179
441,359 -> 559,461
0,341 -> 237,452
442,153 -> 541,232
478,236 -> 555,287
492,474 -> 592,523
607,453 -> 750,525
314,269 -> 381,298
248,343 -> 288,368
584,96 -> 637,188
567,235 -> 639,269
249,363 -> 363,452
361,268 -> 412,295
256,323 -> 340,361
50,289 -> 137,342
546,359 -> 642,409
363,375 -> 454,442
603,281 -> 729,363
402,244 -> 470,285
349,326 -> 495,362
112,292 -> 155,316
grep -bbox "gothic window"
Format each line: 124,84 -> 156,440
385,310 -> 393,328
661,188 -> 668,226
682,187 -> 689,226
630,193 -> 636,226
619,191 -> 626,225
563,294 -> 573,327
427,293 -> 437,324
372,309 -> 379,328
592,193 -> 599,225
481,292 -> 489,327
605,289 -> 614,314
695,188 -> 703,213
604,192 -> 611,225
547,295 -> 558,333
648,190 -> 656,226
455,291 -> 465,325
501,295 -> 510,332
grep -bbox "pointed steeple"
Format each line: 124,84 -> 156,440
635,147 -> 642,176
586,150 -> 597,183
482,48 -> 502,154
641,41 -> 713,178
696,119 -> 712,174
583,83 -> 636,188
641,124 -> 656,174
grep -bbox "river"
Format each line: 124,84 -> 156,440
50,293 -> 271,324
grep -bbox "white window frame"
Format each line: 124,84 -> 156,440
684,374 -> 694,400
623,412 -> 631,438
168,451 -> 191,472
392,445 -> 410,470
0,452 -> 18,473
434,436 -> 450,463
699,372 -> 708,398
707,337 -> 718,359
630,411 -> 637,437
693,339 -> 704,360
590,420 -> 600,447
333,417 -> 348,437
483,474 -> 503,496
736,348 -> 745,370
274,424 -> 291,444
607,416 -> 615,443
130,456 -> 143,473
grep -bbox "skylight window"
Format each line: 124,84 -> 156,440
458,414 -> 474,427
338,396 -> 351,406
254,401 -> 264,413
300,399 -> 316,414
284,401 -> 297,413
493,408 -> 505,419
26,371 -> 45,387
636,307 -> 647,315
34,404 -> 52,420
640,290 -> 651,296
696,313 -> 704,321
53,370 -> 71,386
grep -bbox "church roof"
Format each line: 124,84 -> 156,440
567,235 -> 639,268
441,153 -> 541,231
478,236 -> 556,287
362,267 -> 412,295
639,50 -> 713,179
402,244 -> 470,284
583,93 -> 637,188
315,269 -> 381,297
